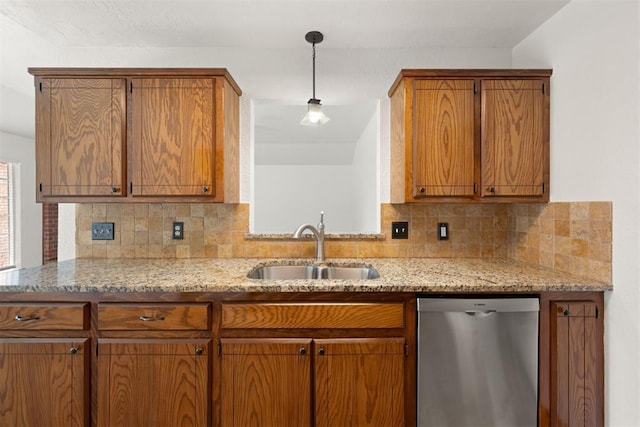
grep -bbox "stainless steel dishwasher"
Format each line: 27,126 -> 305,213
417,297 -> 539,427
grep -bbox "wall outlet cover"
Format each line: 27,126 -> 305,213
172,222 -> 184,240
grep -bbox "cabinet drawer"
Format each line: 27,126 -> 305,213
221,302 -> 404,329
98,303 -> 210,331
0,303 -> 88,330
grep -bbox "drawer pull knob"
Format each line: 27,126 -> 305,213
563,309 -> 570,316
195,347 -> 203,356
318,348 -> 326,356
139,315 -> 165,322
15,315 -> 41,322
299,347 -> 307,355
70,346 -> 78,355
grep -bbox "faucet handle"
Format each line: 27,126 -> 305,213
318,211 -> 325,230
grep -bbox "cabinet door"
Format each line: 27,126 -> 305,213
551,302 -> 600,427
315,338 -> 405,427
413,79 -> 475,198
131,78 -> 216,197
0,338 -> 89,427
97,339 -> 210,427
36,78 -> 126,198
481,79 -> 546,197
220,338 -> 312,427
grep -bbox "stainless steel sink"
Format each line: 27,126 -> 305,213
247,264 -> 380,280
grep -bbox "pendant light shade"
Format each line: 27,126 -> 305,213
300,31 -> 330,126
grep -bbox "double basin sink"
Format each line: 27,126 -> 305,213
247,263 -> 380,280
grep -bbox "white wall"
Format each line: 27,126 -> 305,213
513,1 -> 640,425
351,106 -> 379,233
254,164 -> 357,233
58,204 -> 76,261
0,132 -> 42,268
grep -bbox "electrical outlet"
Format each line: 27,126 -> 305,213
172,222 -> 184,240
438,222 -> 449,241
391,221 -> 409,239
91,222 -> 114,240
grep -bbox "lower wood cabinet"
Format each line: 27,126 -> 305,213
97,339 -> 211,427
0,338 -> 90,427
220,337 -> 405,427
314,338 -> 405,427
539,293 -> 604,427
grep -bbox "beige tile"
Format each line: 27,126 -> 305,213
539,234 -> 554,252
590,221 -> 612,243
539,218 -> 554,235
554,236 -> 572,256
106,245 -> 122,259
77,244 -> 92,258
120,245 -> 135,258
134,217 -> 149,232
106,204 -> 122,218
204,245 -> 218,258
121,218 -> 135,232
571,238 -> 589,257
176,204 -> 191,217
569,202 -> 589,219
121,231 -> 135,246
149,204 -> 163,218
589,260 -> 612,284
554,203 -> 570,219
554,254 -> 572,274
176,245 -> 190,259
135,231 -> 149,245
148,245 -> 163,258
571,256 -> 589,277
134,245 -> 149,258
540,251 -> 554,269
191,244 -> 206,258
92,245 -> 107,258
190,203 -> 205,218
93,204 -> 107,219
570,220 -> 589,239
554,220 -> 570,237
162,204 -> 176,217
162,245 -> 176,258
121,204 -> 135,217
589,242 -> 612,263
588,202 -> 612,221
134,204 -> 149,217
77,204 -> 93,218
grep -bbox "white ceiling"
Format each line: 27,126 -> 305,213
1,0 -> 570,49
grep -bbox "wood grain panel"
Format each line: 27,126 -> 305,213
413,79 -> 475,197
131,78 -> 216,196
481,79 -> 545,197
222,78 -> 240,202
44,78 -> 126,197
97,339 -> 209,427
98,303 -> 209,330
221,302 -> 404,329
220,338 -> 312,427
551,301 -> 599,427
315,338 -> 404,427
0,303 -> 88,330
0,338 -> 89,427
389,77 -> 408,203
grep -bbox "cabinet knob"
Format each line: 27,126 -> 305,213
69,346 -> 78,355
195,347 -> 204,356
419,187 -> 425,194
563,309 -> 570,316
318,348 -> 326,356
299,347 -> 306,355
111,187 -> 120,194
202,186 -> 209,193
489,186 -> 496,194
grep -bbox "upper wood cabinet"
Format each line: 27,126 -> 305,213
389,69 -> 551,203
29,68 -> 241,203
34,78 -> 126,199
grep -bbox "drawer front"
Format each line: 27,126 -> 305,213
0,303 -> 88,330
98,303 -> 210,331
221,302 -> 405,329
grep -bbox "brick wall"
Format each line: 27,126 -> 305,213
42,203 -> 58,263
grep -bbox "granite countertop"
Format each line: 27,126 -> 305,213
0,258 -> 612,293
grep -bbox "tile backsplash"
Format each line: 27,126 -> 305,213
77,201 -> 612,284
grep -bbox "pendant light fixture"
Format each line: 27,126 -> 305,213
300,31 -> 330,126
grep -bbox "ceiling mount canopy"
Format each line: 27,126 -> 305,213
300,30 -> 330,126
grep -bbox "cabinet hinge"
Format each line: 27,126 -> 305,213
217,343 -> 222,357
39,183 -> 42,192
39,82 -> 42,92
129,182 -> 133,194
542,83 -> 545,94
473,182 -> 477,194
595,305 -> 599,319
130,82 -> 133,93
542,182 -> 545,194
404,343 -> 409,357
473,82 -> 478,94
96,344 -> 99,357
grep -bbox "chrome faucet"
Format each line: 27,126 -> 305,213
293,211 -> 325,263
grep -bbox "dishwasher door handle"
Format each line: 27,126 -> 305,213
464,309 -> 497,317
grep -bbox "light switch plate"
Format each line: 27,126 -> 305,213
91,222 -> 114,240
